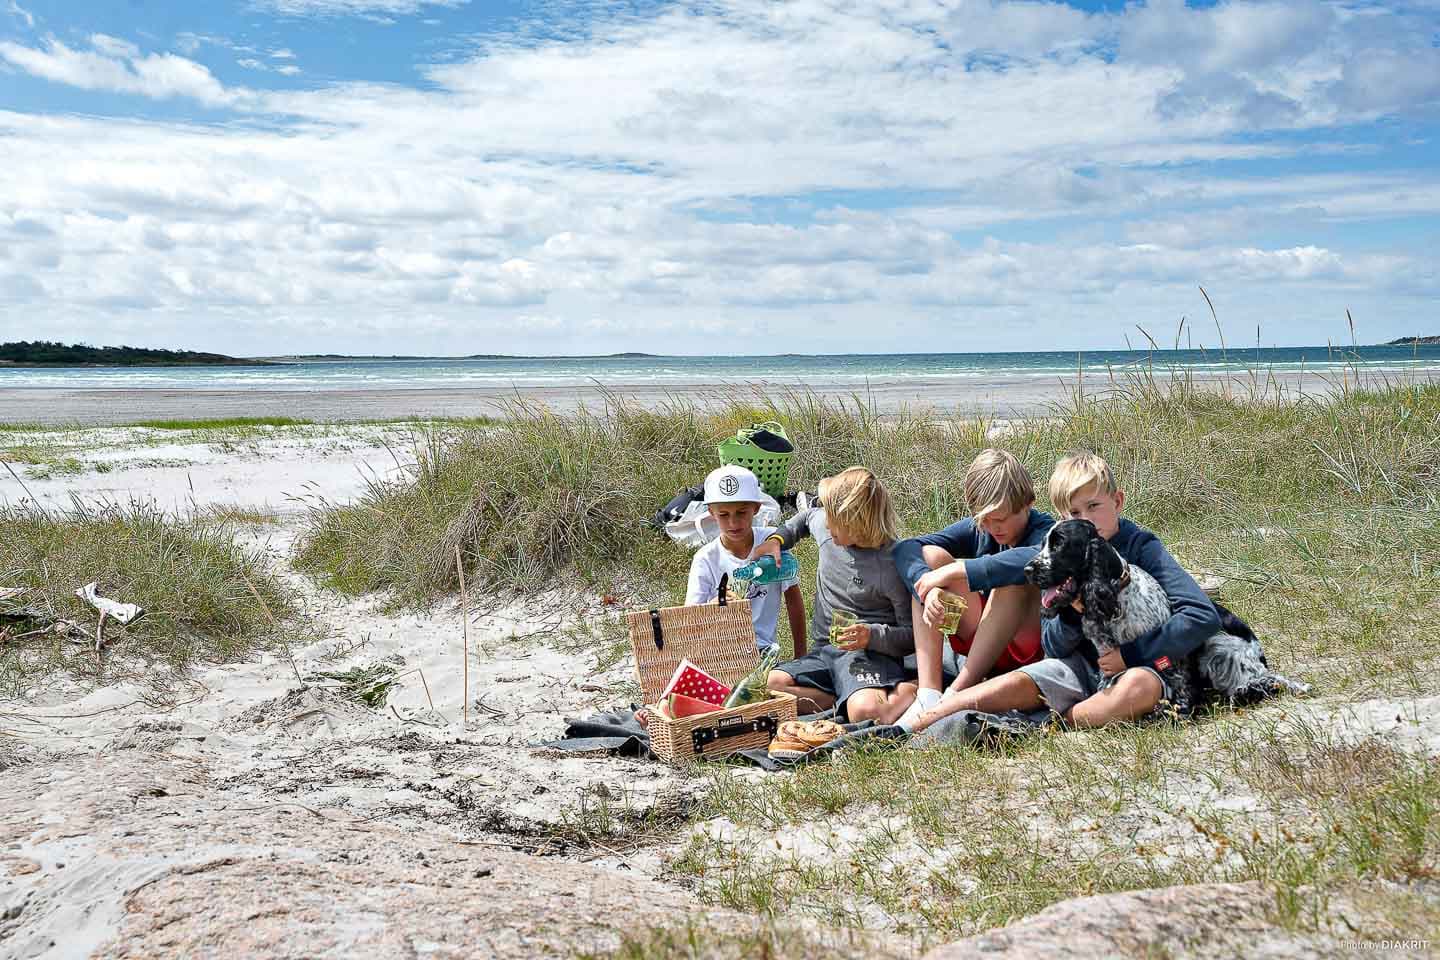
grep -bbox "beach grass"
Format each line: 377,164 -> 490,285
294,376 -> 1440,677
0,499 -> 299,696
657,715 -> 1440,949
134,415 -> 316,430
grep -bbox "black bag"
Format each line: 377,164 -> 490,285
651,485 -> 705,529
747,428 -> 794,454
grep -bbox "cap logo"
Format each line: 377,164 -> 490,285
719,475 -> 740,496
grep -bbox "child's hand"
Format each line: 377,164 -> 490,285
914,562 -> 955,601
749,536 -> 783,564
921,590 -> 947,629
1098,648 -> 1124,676
836,623 -> 871,651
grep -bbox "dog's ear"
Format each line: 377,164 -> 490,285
1081,536 -> 1125,621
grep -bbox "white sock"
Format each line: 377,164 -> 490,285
939,687 -> 959,703
896,687 -> 942,733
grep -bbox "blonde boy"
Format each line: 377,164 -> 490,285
911,452 -> 1220,732
753,467 -> 917,723
893,450 -> 1051,729
686,465 -> 806,655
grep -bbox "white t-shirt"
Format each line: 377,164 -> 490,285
685,525 -> 800,652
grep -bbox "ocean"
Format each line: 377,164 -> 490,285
2,345 -> 1437,390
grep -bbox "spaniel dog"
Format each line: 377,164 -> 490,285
1025,519 -> 1308,709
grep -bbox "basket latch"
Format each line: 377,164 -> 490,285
691,714 -> 778,752
649,609 -> 663,650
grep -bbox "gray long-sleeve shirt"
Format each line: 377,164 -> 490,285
771,506 -> 914,658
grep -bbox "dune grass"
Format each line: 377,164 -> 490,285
0,500 -> 298,697
294,377 -> 1440,685
289,368 -> 1439,955
134,416 -> 316,430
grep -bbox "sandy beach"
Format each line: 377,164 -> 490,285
0,367 -> 1399,425
4,402 -> 1438,957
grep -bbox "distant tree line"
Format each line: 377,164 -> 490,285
0,341 -> 263,366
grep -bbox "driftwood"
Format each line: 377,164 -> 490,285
0,583 -> 145,654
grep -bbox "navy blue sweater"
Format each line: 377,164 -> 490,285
1041,517 -> 1220,671
893,508 -> 1054,598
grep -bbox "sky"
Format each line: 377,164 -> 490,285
0,0 -> 1437,356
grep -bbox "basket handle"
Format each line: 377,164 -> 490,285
650,574 -> 728,651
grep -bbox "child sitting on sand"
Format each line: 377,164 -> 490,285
685,465 -> 807,656
892,449 -> 1052,728
910,451 -> 1220,732
752,467 -> 917,723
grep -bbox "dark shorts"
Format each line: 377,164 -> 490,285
775,645 -> 912,718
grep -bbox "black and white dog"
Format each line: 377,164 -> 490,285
1024,519 -> 1309,708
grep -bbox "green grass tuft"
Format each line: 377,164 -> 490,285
134,416 -> 314,430
0,500 -> 299,696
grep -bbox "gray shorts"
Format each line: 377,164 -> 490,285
776,645 -> 912,719
1018,654 -> 1189,719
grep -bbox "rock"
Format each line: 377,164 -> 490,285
0,753 -> 741,958
921,882 -> 1419,959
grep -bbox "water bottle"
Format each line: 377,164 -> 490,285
732,552 -> 798,586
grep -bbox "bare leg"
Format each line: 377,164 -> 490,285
845,682 -> 918,724
911,670 -> 1045,732
767,670 -> 835,714
1066,669 -> 1163,729
913,545 -> 980,692
950,584 -> 1041,692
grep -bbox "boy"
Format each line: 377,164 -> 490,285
893,449 -> 1051,728
686,464 -> 807,656
910,451 -> 1220,732
754,467 -> 917,723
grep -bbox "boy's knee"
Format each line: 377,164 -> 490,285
1124,667 -> 1163,696
920,545 -> 955,569
767,670 -> 795,687
845,690 -> 883,721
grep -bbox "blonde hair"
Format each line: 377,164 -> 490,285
818,467 -> 899,549
963,449 -> 1035,522
1048,451 -> 1119,516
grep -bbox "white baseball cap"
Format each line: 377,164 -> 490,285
704,464 -> 763,505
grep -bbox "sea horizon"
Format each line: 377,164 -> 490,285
2,343 -> 1438,392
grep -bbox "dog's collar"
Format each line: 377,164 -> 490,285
1116,562 -> 1132,590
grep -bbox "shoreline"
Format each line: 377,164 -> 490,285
0,369 -> 1422,425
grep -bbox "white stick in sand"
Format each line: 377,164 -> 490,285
455,545 -> 469,727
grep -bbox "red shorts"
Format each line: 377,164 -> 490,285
946,592 -> 1043,674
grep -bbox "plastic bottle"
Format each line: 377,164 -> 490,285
731,552 -> 799,586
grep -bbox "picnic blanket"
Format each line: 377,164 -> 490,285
538,705 -> 1052,769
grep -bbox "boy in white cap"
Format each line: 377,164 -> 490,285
685,465 -> 807,656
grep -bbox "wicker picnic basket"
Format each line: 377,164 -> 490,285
627,584 -> 796,763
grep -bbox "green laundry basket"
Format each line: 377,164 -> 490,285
717,421 -> 792,499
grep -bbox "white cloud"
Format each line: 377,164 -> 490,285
0,37 -> 238,106
270,48 -> 296,59
5,1 -> 34,29
251,0 -> 467,17
276,64 -> 302,76
0,0 -> 1437,352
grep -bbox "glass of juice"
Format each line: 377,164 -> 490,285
937,590 -> 968,635
829,610 -> 858,645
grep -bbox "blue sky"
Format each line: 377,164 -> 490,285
1,0 -> 1437,355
